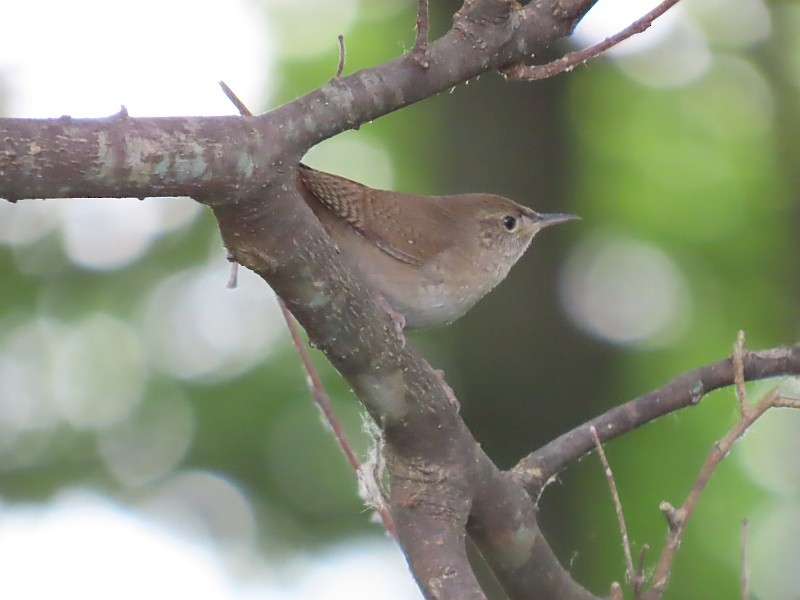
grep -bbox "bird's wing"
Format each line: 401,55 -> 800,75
297,164 -> 451,266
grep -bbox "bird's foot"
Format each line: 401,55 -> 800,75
375,294 -> 406,347
434,369 -> 460,410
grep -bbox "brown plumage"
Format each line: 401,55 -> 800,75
295,163 -> 578,328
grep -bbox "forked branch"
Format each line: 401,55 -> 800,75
504,0 -> 682,80
642,334 -> 800,599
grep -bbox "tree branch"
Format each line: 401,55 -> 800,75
504,0 -> 682,80
590,426 -> 640,594
642,388 -> 800,599
468,455 -> 599,600
410,0 -> 431,68
514,343 -> 800,495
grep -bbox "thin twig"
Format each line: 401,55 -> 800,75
335,34 -> 346,78
503,0 -> 682,81
277,300 -> 361,472
279,301 -> 397,538
219,80 -> 252,117
775,395 -> 800,409
741,518 -> 750,600
733,330 -> 748,413
590,426 -> 638,593
225,249 -> 240,289
640,332 -> 800,598
217,80 -> 397,539
410,0 -> 431,68
609,582 -> 623,600
637,544 -> 649,589
643,387 -> 788,599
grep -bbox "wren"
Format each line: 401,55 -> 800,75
296,164 -> 577,329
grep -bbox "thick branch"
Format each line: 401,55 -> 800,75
0,0 -> 601,204
469,453 -> 599,600
0,114 -> 275,202
388,432 -> 486,600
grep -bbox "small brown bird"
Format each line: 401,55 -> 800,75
296,164 -> 577,329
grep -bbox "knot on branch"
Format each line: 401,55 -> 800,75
454,0 -> 522,48
457,0 -> 520,21
549,1 -> 586,35
388,457 -> 471,517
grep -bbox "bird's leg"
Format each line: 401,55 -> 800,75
434,369 -> 460,410
374,293 -> 406,347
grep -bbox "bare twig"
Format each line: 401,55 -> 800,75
503,0 -> 682,81
217,80 -> 397,539
637,545 -> 649,589
278,300 -> 397,538
218,80 -> 252,117
741,518 -> 750,600
410,0 -> 431,68
643,387 -> 791,599
514,342 -> 800,495
733,330 -> 748,412
775,395 -> 800,409
225,248 -> 240,289
610,582 -> 623,600
590,426 -> 640,594
335,34 -> 346,78
276,301 -> 360,470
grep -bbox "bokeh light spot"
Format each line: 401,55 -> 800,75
0,200 -> 61,246
61,198 -> 166,270
98,391 -> 195,487
573,0 -> 683,56
0,491 -> 254,600
263,0 -> 358,59
749,502 -> 800,600
302,134 -> 395,191
738,379 -> 800,496
52,313 -> 147,430
0,318 -> 62,469
690,0 -> 771,50
0,318 -> 60,433
139,471 -> 257,559
615,22 -> 711,88
679,55 -> 774,141
559,235 -> 692,346
141,261 -> 285,381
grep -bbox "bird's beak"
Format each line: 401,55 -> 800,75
534,212 -> 581,229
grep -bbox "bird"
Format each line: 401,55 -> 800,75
296,163 -> 578,329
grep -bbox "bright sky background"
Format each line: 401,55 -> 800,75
0,0 -> 269,118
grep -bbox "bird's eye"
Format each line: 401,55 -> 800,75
502,215 -> 517,231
